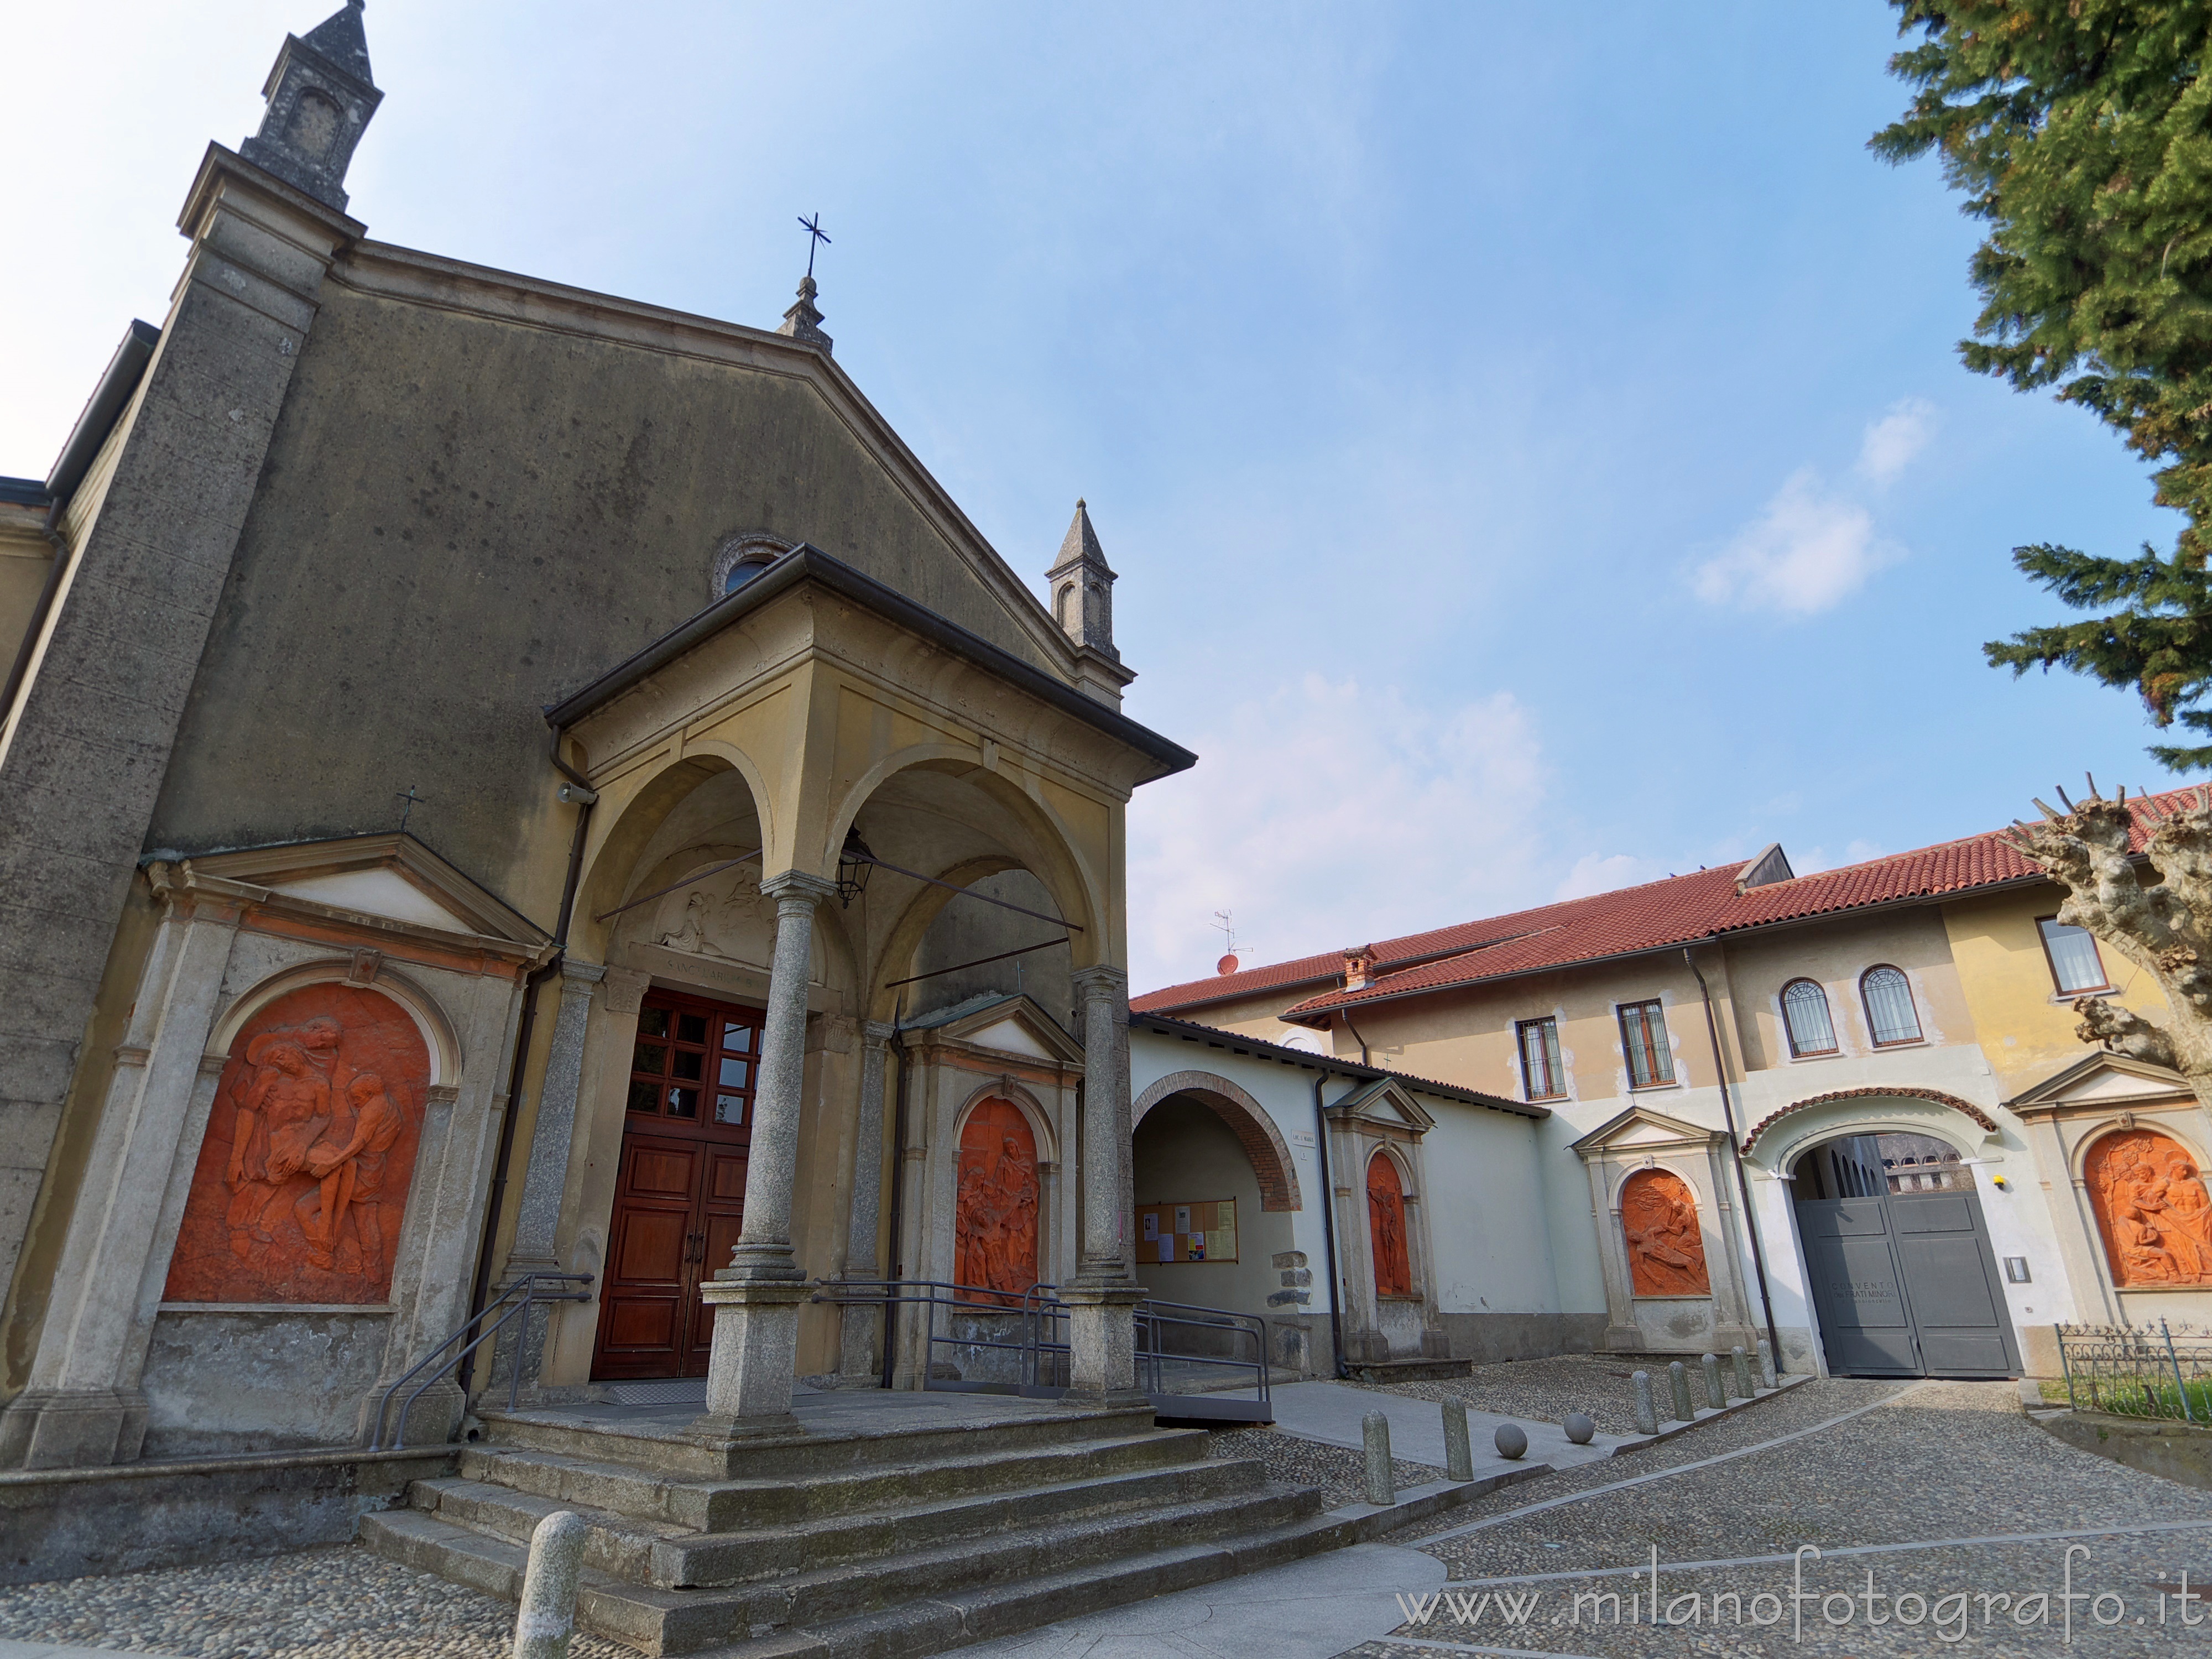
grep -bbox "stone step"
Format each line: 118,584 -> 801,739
457,1424 -> 1207,1530
1346,1357 -> 1473,1384
474,1401 -> 1158,1483
364,1474 -> 1324,1653
420,1450 -> 1269,1587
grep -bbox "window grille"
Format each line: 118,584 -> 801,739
1518,1017 -> 1564,1100
1781,978 -> 1837,1057
1618,999 -> 1674,1087
1860,966 -> 1921,1045
2038,918 -> 2110,995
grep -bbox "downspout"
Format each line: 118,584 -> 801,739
1312,1072 -> 1349,1380
459,733 -> 595,1389
879,1006 -> 912,1390
1683,945 -> 1782,1370
1342,1010 -> 1372,1068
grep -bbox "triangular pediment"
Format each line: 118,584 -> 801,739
1572,1104 -> 1721,1156
1327,1077 -> 1438,1135
165,833 -> 551,952
2010,1051 -> 2195,1112
907,992 -> 1083,1065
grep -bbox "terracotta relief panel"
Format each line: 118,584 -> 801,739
1621,1168 -> 1710,1297
2088,1128 -> 2212,1286
164,984 -> 430,1305
954,1097 -> 1039,1305
1367,1152 -> 1412,1297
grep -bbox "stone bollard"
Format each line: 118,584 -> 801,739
1731,1345 -> 1753,1400
1668,1360 -> 1693,1422
1757,1337 -> 1777,1389
514,1509 -> 589,1659
1701,1353 -> 1726,1410
1442,1399 -> 1474,1481
1632,1370 -> 1658,1435
1362,1410 -> 1395,1506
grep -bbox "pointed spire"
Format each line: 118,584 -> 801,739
776,274 -> 834,355
1046,498 -> 1118,661
239,1 -> 383,213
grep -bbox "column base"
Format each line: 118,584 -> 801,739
698,1272 -> 811,1425
0,1387 -> 149,1470
832,1276 -> 885,1383
1058,1281 -> 1145,1401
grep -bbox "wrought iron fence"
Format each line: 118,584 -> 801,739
2055,1320 -> 2212,1423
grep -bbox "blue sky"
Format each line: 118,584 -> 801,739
6,3 -> 2187,994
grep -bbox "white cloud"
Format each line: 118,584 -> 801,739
1691,468 -> 1902,617
1794,838 -> 1887,875
1553,852 -> 1667,901
1125,675 -> 1549,995
1856,397 -> 1936,487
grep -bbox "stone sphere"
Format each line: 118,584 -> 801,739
1563,1411 -> 1596,1446
1493,1422 -> 1528,1460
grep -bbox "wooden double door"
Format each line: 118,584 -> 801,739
591,989 -> 764,1380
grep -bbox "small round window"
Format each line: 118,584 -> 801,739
724,559 -> 774,594
710,533 -> 790,602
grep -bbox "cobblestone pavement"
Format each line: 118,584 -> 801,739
0,1545 -> 634,1659
1342,1378 -> 2212,1657
1350,1353 -> 1663,1437
1210,1421 -> 1448,1509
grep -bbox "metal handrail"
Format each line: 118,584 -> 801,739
369,1270 -> 593,1450
1136,1297 -> 1271,1411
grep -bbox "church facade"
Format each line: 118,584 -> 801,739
0,2 -> 1191,1471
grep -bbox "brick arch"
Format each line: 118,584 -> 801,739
1739,1086 -> 1999,1156
1132,1070 -> 1302,1212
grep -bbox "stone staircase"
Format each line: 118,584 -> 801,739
360,1394 -> 1353,1657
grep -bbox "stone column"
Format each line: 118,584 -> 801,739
1061,965 -> 1144,1404
836,1021 -> 895,1382
697,872 -> 834,1434
505,960 -> 604,1273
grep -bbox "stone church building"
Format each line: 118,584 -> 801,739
0,0 -> 1194,1482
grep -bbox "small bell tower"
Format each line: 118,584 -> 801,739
239,0 -> 382,212
1046,499 -> 1133,706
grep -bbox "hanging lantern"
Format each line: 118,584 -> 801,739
836,827 -> 876,906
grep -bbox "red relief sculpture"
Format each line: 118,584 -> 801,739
954,1098 -> 1039,1307
2088,1128 -> 2212,1287
1621,1168 -> 1710,1297
1367,1152 -> 1412,1297
164,984 -> 429,1305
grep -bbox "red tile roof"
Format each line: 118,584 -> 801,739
1132,786 -> 2196,1023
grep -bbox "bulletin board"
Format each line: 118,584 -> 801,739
1138,1199 -> 1238,1264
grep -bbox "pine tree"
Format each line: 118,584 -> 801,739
1873,1 -> 2212,767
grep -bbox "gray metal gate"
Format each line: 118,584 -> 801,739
1792,1132 -> 2018,1379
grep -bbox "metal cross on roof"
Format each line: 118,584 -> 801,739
394,784 -> 426,833
797,213 -> 831,279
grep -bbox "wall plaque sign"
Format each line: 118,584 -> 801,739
1138,1199 -> 1237,1263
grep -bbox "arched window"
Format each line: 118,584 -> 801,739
1860,966 -> 1922,1046
1366,1152 -> 1412,1297
724,557 -> 775,594
1781,979 -> 1837,1058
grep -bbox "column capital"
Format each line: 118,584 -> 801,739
760,870 -> 840,907
864,1019 -> 897,1046
600,967 -> 650,1016
560,958 -> 608,988
1070,964 -> 1129,998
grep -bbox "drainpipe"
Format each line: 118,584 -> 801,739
459,733 -> 595,1389
1684,946 -> 1782,1369
1342,1011 -> 1372,1068
879,1006 -> 912,1390
1311,1072 -> 1349,1380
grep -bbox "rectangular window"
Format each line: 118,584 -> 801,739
2038,917 -> 2111,995
1518,1017 -> 1564,1100
1619,999 -> 1675,1087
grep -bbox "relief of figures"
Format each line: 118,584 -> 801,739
1621,1168 -> 1710,1297
1367,1152 -> 1412,1297
164,984 -> 429,1305
2088,1128 -> 2212,1287
954,1097 -> 1039,1306
654,862 -> 776,963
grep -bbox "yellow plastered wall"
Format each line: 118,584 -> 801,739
1940,888 -> 2171,1099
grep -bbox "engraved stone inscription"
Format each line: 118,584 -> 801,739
1621,1167 -> 1710,1297
164,984 -> 429,1305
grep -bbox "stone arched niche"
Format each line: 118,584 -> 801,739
2086,1128 -> 2212,1287
164,984 -> 430,1306
1621,1168 -> 1709,1297
954,1097 -> 1040,1303
1367,1152 -> 1411,1297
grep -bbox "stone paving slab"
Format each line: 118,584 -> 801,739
952,1538 -> 1446,1657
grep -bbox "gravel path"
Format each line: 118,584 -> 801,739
1348,1352 -> 1663,1436
0,1545 -> 634,1659
1340,1378 -> 2212,1657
